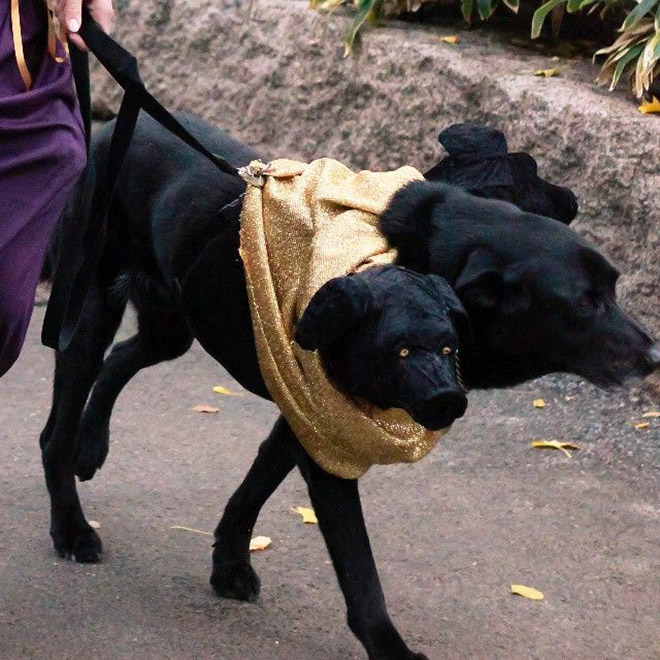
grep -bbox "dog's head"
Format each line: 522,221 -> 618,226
424,124 -> 578,225
380,181 -> 660,390
295,266 -> 470,430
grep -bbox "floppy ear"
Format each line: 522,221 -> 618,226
427,275 -> 475,355
379,181 -> 447,270
438,124 -> 508,156
456,249 -> 531,317
455,249 -> 502,310
295,275 -> 373,350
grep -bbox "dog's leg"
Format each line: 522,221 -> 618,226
74,303 -> 193,481
211,415 -> 296,602
40,282 -> 125,563
290,440 -> 429,660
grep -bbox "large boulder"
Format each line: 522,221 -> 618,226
92,0 -> 660,336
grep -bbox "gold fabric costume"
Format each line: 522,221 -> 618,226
239,158 -> 449,479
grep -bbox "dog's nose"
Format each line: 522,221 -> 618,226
418,390 -> 468,430
648,344 -> 660,370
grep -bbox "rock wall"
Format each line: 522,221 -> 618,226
92,0 -> 660,335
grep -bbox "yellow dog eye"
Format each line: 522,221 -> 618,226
442,346 -> 453,356
399,348 -> 410,358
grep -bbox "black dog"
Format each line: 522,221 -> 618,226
41,114 -> 659,660
425,123 -> 578,225
380,181 -> 659,389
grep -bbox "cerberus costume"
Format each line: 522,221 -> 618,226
240,158 -> 449,478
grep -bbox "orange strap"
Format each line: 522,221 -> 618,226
10,0 -> 69,92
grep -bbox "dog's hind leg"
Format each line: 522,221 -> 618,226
40,281 -> 126,563
74,299 -> 193,481
211,415 -> 296,602
290,438 -> 429,660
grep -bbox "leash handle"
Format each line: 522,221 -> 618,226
42,12 -> 241,351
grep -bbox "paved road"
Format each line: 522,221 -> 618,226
1,304 -> 658,660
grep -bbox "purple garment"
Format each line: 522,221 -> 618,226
0,0 -> 86,377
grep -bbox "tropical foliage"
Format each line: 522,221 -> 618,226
310,0 -> 660,98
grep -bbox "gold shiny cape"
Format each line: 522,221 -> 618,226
239,157 -> 448,479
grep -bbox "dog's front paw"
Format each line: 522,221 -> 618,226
51,523 -> 103,563
210,560 -> 261,602
73,422 -> 109,481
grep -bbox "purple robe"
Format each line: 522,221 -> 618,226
0,0 -> 86,377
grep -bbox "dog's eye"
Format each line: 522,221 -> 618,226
399,348 -> 410,358
576,295 -> 594,312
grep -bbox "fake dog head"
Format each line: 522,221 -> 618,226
295,266 -> 470,430
380,181 -> 660,390
424,124 -> 578,225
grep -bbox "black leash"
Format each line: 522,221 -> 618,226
42,12 -> 241,351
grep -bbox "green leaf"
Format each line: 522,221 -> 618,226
622,0 -> 658,31
344,0 -> 379,55
502,0 -> 520,13
610,41 -> 645,89
577,0 -> 601,9
461,0 -> 474,21
531,0 -> 567,38
478,0 -> 497,20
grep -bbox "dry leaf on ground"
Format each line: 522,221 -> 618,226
293,506 -> 318,524
638,97 -> 660,114
634,422 -> 650,430
511,584 -> 544,600
642,411 -> 660,418
441,35 -> 460,44
534,68 -> 561,77
249,536 -> 272,551
533,398 -> 546,408
213,385 -> 240,396
531,440 -> 579,457
171,525 -> 213,536
192,404 -> 220,413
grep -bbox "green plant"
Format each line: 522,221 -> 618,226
310,0 -> 660,97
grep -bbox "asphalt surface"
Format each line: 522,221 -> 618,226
1,303 -> 659,660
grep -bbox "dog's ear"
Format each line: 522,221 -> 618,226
509,152 -> 538,175
295,275 -> 373,350
379,181 -> 447,270
438,124 -> 508,156
456,249 -> 531,317
427,275 -> 475,355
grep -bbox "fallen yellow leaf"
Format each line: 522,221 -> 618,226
88,520 -> 101,529
192,404 -> 220,413
441,35 -> 460,44
171,525 -> 213,536
213,385 -> 240,396
533,398 -> 546,408
638,97 -> 660,114
249,535 -> 272,551
642,411 -> 660,418
293,506 -> 318,524
531,440 -> 579,457
634,422 -> 650,430
534,68 -> 561,77
511,584 -> 544,600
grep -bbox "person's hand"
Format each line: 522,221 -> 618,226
54,0 -> 115,51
